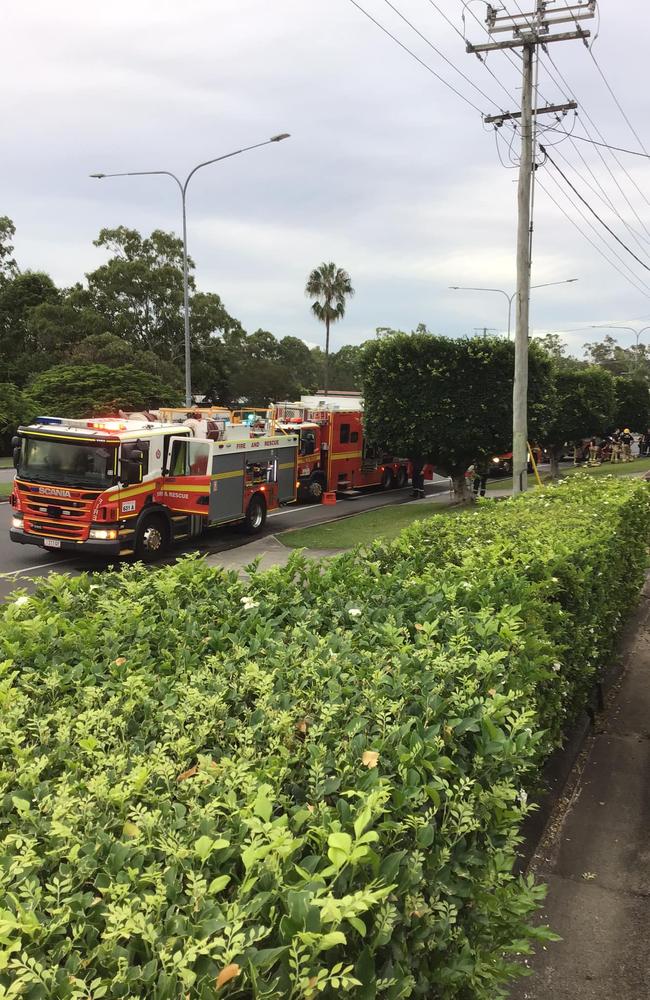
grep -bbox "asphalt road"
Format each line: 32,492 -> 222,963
0,479 -> 451,601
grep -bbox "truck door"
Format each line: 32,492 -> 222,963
209,448 -> 246,522
159,437 -> 212,515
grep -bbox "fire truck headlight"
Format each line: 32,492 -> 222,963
11,515 -> 23,529
89,528 -> 118,541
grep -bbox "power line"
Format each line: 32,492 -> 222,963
426,0 -> 466,42
540,76 -> 650,241
537,175 -> 650,300
542,146 -> 650,272
542,49 -> 650,210
460,0 -> 523,68
550,141 -> 650,257
379,0 -> 504,108
347,0 -> 485,115
423,0 -> 519,107
540,125 -> 650,159
588,48 -> 650,156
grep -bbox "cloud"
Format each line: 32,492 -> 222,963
4,0 -> 650,351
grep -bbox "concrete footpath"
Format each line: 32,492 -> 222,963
204,533 -> 339,576
512,579 -> 650,999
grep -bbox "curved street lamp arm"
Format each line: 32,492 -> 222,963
91,169 -> 184,195
530,278 -> 578,290
183,138 -> 281,193
591,324 -> 637,335
449,285 -> 511,301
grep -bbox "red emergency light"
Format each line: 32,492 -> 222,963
87,420 -> 127,431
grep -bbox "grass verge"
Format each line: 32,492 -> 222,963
487,456 -> 650,493
279,497 -> 470,549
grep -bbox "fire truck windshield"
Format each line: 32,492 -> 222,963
18,437 -> 117,488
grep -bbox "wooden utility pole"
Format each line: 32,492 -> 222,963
467,1 -> 596,495
513,39 -> 534,495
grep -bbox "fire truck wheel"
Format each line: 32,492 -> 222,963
395,467 -> 408,489
307,474 -> 326,501
381,468 -> 394,491
244,494 -> 267,534
134,514 -> 169,562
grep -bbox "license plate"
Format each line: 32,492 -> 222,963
44,538 -> 61,549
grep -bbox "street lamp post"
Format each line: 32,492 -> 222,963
91,133 -> 291,406
590,324 -> 650,373
590,323 -> 650,347
449,278 -> 578,339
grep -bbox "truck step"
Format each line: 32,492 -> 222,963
336,488 -> 363,499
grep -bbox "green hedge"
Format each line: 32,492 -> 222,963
0,476 -> 648,999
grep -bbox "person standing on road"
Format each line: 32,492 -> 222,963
587,438 -> 600,466
621,428 -> 634,462
472,456 -> 489,497
411,460 -> 425,500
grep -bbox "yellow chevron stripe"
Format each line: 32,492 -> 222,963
167,507 -> 209,516
211,470 -> 244,481
159,484 -> 209,494
116,482 -> 157,501
21,431 -> 101,443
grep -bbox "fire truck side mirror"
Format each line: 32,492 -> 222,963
11,436 -> 20,469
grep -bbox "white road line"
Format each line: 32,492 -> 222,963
3,557 -> 73,577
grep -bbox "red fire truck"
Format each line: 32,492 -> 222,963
273,396 -> 409,501
9,414 -> 298,560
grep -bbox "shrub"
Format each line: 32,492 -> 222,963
0,476 -> 648,999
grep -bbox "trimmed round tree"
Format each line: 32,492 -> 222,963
545,364 -> 616,477
27,364 -> 181,418
614,375 -> 650,434
362,332 -> 553,500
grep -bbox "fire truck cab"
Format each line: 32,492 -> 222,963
273,396 -> 408,500
9,415 -> 298,560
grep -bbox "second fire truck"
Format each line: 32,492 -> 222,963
273,394 -> 410,501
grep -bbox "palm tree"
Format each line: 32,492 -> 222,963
305,262 -> 355,395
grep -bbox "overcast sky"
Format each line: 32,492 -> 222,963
3,0 -> 650,358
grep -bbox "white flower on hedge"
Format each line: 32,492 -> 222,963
519,789 -> 528,807
552,662 -> 561,672
241,596 -> 259,610
13,596 -> 29,607
348,608 -> 362,617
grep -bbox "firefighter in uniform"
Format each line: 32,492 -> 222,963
621,428 -> 633,462
610,429 -> 622,464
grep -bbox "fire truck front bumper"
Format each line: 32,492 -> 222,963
10,525 -> 122,557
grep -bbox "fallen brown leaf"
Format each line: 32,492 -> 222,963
362,750 -> 379,768
177,765 -> 198,782
216,963 -> 241,989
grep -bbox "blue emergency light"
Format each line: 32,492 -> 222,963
35,416 -> 63,425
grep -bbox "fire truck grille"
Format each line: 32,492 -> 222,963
15,482 -> 100,540
28,521 -> 86,540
